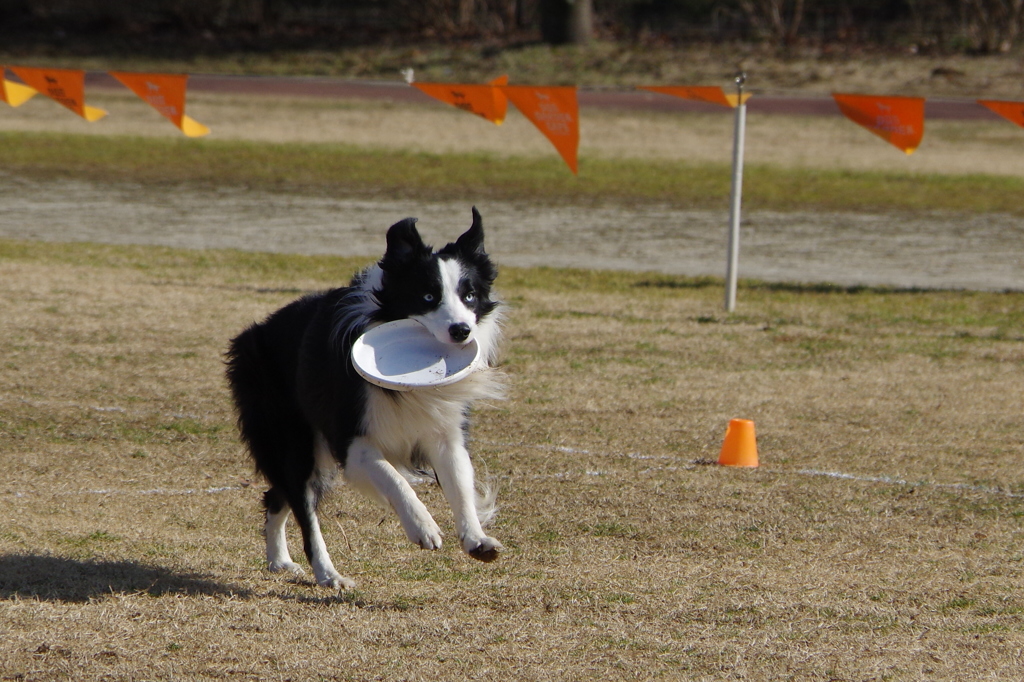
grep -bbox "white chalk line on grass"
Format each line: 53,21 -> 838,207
7,485 -> 249,499
796,469 -> 1024,499
2,396 -> 210,423
4,441 -> 1022,501
72,485 -> 247,496
483,441 -> 1024,500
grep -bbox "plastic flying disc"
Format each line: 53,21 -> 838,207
351,319 -> 481,391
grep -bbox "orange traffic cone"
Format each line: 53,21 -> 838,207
718,419 -> 759,467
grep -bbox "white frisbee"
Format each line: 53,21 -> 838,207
351,319 -> 482,391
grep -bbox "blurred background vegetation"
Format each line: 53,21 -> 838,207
0,0 -> 1021,56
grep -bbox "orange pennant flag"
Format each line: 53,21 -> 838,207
832,93 -> 925,155
109,71 -> 210,137
977,99 -> 1024,129
1,68 -> 37,107
8,66 -> 106,121
501,85 -> 579,174
412,75 -> 508,125
639,85 -> 751,108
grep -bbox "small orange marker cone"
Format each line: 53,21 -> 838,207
718,419 -> 759,467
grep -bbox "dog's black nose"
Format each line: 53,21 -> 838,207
449,323 -> 471,343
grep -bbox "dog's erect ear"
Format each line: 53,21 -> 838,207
453,206 -> 486,256
382,217 -> 429,268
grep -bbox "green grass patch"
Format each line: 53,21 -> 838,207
0,236 -> 373,288
60,530 -> 120,548
4,131 -> 1024,215
3,236 -> 1024,680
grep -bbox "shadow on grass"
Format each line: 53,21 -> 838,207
0,554 -> 251,602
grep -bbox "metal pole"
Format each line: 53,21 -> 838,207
725,72 -> 747,313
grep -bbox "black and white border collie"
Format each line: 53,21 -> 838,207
226,208 -> 504,589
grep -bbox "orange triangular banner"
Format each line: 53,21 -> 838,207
832,93 -> 924,155
501,85 -> 579,174
413,75 -> 508,125
8,66 -> 106,121
1,69 -> 37,107
977,99 -> 1024,129
639,85 -> 751,108
109,71 -> 210,137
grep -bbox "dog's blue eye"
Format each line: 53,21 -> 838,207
423,293 -> 435,303
463,292 -> 476,303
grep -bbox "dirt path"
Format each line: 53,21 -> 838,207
4,84 -> 1024,290
4,175 -> 1023,291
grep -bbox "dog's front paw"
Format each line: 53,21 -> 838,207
412,527 -> 444,551
465,536 -> 503,562
268,560 -> 305,575
407,517 -> 444,550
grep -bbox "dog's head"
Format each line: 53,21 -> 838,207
375,207 -> 498,346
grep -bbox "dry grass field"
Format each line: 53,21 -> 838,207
1,239 -> 1023,680
3,49 -> 1024,679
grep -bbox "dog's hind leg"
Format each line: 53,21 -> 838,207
425,433 -> 503,563
283,481 -> 356,590
263,488 -> 304,576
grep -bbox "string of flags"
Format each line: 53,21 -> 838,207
1,65 -> 209,137
405,72 -> 1024,171
4,64 -> 1024,170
